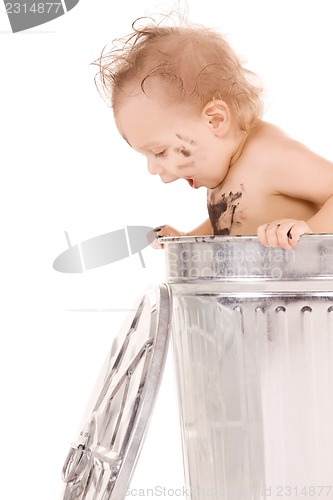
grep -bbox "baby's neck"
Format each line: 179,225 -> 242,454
229,129 -> 249,167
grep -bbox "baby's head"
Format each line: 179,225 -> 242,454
95,17 -> 263,131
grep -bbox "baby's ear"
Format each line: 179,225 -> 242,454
201,100 -> 231,136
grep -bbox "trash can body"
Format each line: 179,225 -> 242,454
162,235 -> 333,500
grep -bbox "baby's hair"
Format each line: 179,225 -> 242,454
94,16 -> 264,131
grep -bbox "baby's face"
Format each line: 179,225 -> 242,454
114,90 -> 233,190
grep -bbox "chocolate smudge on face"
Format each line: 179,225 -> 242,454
180,147 -> 191,157
175,133 -> 196,145
174,133 -> 195,161
174,146 -> 192,157
207,190 -> 243,235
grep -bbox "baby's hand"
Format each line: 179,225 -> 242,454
150,225 -> 187,249
257,219 -> 312,250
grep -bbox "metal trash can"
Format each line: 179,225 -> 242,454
161,234 -> 333,500
60,234 -> 333,500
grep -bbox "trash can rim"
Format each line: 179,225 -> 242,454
158,233 -> 333,244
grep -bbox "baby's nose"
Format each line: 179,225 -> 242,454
147,159 -> 162,175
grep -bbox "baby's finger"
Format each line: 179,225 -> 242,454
275,223 -> 294,250
257,223 -> 281,247
147,225 -> 168,249
257,223 -> 270,246
258,220 -> 312,250
286,222 -> 312,248
150,230 -> 163,248
153,225 -> 167,233
151,237 -> 164,249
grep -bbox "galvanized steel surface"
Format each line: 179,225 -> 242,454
164,235 -> 333,500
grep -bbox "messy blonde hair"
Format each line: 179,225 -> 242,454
94,17 -> 264,130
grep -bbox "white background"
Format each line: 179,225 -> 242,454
1,1 -> 333,499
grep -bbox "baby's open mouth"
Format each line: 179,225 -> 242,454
186,178 -> 199,189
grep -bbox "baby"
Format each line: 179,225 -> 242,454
94,17 -> 333,250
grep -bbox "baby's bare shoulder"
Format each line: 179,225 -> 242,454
248,121 -> 299,150
245,121 -> 312,168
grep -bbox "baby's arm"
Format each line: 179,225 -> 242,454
187,218 -> 213,237
257,138 -> 333,250
152,219 -> 212,249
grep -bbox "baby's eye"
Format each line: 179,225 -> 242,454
154,150 -> 167,158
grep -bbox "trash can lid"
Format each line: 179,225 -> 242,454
61,284 -> 171,499
53,226 -> 155,273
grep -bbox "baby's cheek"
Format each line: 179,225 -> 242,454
193,147 -> 207,163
